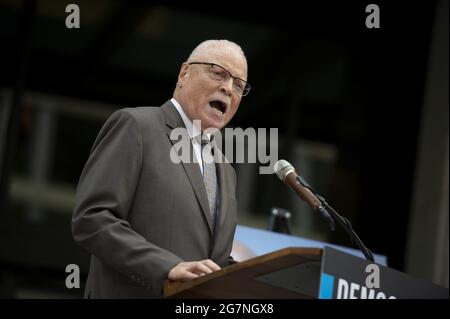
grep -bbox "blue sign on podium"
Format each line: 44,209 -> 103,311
318,247 -> 448,299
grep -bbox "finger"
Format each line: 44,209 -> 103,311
169,269 -> 199,281
178,271 -> 199,282
190,262 -> 214,275
202,259 -> 221,272
168,263 -> 198,280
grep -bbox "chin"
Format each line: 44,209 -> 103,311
203,123 -> 223,131
202,118 -> 225,131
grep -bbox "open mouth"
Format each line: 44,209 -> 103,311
209,100 -> 227,114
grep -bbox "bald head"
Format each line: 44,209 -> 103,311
187,40 -> 247,65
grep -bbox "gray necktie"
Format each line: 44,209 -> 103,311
201,135 -> 218,228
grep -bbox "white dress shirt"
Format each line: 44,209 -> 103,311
171,98 -> 210,175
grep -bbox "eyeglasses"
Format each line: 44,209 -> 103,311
188,62 -> 251,97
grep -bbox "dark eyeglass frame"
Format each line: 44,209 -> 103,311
188,61 -> 251,97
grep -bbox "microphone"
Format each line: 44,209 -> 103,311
274,160 -> 335,230
274,159 -> 375,262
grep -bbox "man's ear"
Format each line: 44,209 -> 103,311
177,62 -> 189,87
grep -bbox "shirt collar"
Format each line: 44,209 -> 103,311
171,98 -> 211,142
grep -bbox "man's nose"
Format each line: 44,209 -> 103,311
219,78 -> 233,96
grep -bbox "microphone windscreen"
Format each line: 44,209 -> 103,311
274,159 -> 295,181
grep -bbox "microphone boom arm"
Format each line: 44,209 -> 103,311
296,176 -> 375,262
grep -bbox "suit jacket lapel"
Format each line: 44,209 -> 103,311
161,101 -> 214,235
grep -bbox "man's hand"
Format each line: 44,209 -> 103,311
168,259 -> 221,282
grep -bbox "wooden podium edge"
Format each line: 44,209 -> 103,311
164,246 -> 323,298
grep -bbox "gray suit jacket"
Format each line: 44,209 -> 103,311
72,100 -> 238,298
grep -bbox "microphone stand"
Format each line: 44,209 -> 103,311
297,176 -> 375,262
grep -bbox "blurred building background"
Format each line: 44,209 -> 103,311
0,0 -> 448,298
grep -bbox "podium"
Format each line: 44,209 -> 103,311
164,247 -> 448,299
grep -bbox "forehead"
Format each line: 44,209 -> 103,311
198,49 -> 248,79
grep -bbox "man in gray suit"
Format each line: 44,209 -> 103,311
72,40 -> 250,298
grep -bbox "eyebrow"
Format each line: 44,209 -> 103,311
195,61 -> 247,82
221,64 -> 247,82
